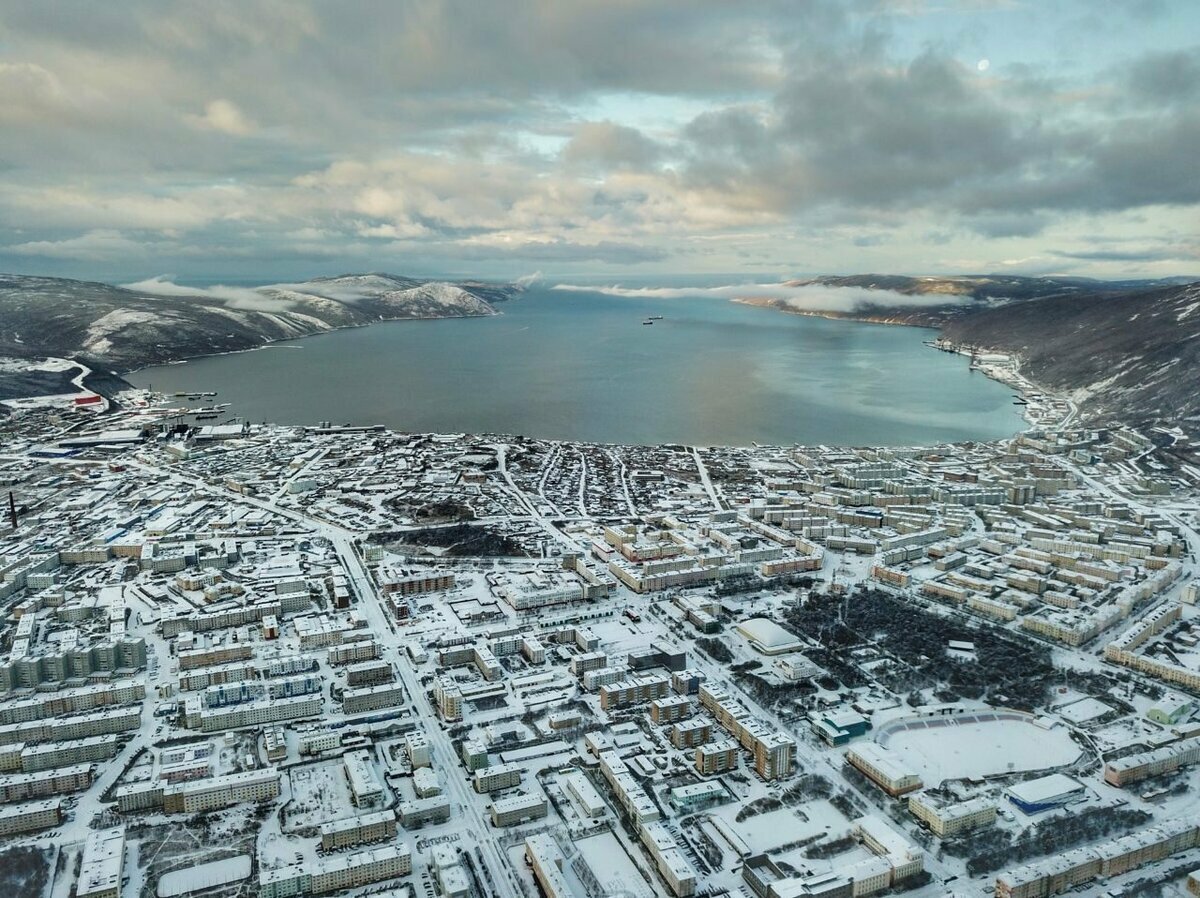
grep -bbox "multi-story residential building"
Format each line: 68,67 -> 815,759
1103,736 -> 1200,787
597,751 -> 660,825
396,795 -> 452,828
640,821 -> 698,897
0,681 -> 145,726
19,734 -> 119,772
343,751 -> 384,807
0,797 -> 62,836
178,644 -> 252,671
489,792 -> 548,827
381,572 -> 455,597
650,695 -> 691,725
473,763 -> 523,794
320,810 -> 397,851
570,651 -> 608,676
259,844 -> 412,898
161,768 -> 281,814
461,738 -> 488,770
562,771 -> 607,819
908,793 -> 996,838
345,660 -> 392,687
698,684 -> 794,780
434,678 -> 462,722
190,695 -> 322,732
341,682 -> 404,715
996,820 -> 1200,898
327,640 -> 380,666
847,744 -> 923,797
599,675 -> 670,710
524,834 -> 572,898
671,719 -> 712,749
695,739 -> 739,775
0,763 -> 93,803
754,732 -> 794,781
298,731 -> 340,756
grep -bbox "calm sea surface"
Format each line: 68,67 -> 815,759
127,287 -> 1026,446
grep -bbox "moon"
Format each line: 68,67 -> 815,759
977,58 -> 991,72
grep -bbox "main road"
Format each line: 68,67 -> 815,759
331,530 -> 524,898
129,454 -> 525,898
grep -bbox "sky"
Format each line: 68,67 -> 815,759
0,0 -> 1197,284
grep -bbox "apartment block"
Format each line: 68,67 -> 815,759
696,739 -> 739,775
847,744 -> 923,797
320,810 -> 397,851
162,768 -> 281,814
489,792 -> 548,827
474,763 -> 523,794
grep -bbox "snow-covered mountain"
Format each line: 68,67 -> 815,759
0,272 -> 522,370
941,280 -> 1200,428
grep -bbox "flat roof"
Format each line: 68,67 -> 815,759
735,617 -> 802,654
78,826 -> 125,898
1006,772 -> 1083,804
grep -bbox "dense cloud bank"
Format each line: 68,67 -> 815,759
0,1 -> 1197,280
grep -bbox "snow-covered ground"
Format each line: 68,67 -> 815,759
878,714 -> 1081,784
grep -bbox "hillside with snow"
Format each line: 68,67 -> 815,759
0,273 -> 521,370
941,281 -> 1200,429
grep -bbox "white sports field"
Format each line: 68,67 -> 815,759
877,710 -> 1080,785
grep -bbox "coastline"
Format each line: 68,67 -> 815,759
729,294 -> 953,330
930,340 -> 1078,431
57,287 -> 1059,446
731,295 -> 1076,433
117,306 -> 504,378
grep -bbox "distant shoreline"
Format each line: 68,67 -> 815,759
731,295 -> 1068,432
118,307 -> 502,378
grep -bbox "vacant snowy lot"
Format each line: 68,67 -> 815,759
282,761 -> 354,832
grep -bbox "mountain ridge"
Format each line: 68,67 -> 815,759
0,272 -> 522,371
938,280 -> 1200,430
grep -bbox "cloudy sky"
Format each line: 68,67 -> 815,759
0,0 -> 1197,283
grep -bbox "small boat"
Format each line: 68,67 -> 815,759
642,319 -> 654,325
648,315 -> 663,320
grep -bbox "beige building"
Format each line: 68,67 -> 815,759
489,792 -> 548,827
320,810 -> 397,851
0,797 -> 62,836
908,793 -> 996,837
847,744 -> 922,796
162,768 -> 280,814
695,739 -> 739,775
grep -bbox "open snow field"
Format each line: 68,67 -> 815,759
157,856 -> 251,897
282,761 -> 356,832
573,832 -> 655,898
878,712 -> 1080,784
719,801 -> 848,854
